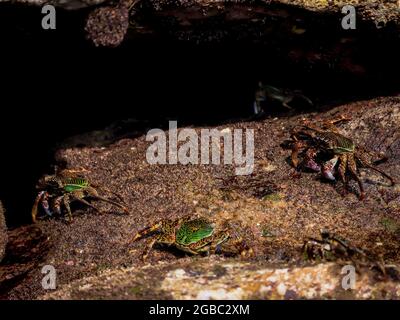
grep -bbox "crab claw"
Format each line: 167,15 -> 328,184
304,158 -> 321,172
322,168 -> 336,181
322,157 -> 339,181
303,148 -> 321,172
131,233 -> 142,243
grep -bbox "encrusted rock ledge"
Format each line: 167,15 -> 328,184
41,260 -> 400,300
3,0 -> 400,26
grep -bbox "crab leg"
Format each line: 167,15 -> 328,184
31,191 -> 51,223
211,230 -> 253,257
337,154 -> 348,186
53,196 -> 64,216
298,94 -> 314,107
362,163 -> 395,186
73,196 -> 102,214
41,193 -> 52,217
31,191 -> 42,223
348,155 -> 365,200
282,97 -> 294,110
178,214 -> 193,224
291,139 -> 307,168
253,101 -> 263,115
130,222 -> 162,243
322,115 -> 351,133
91,183 -> 127,205
141,238 -> 157,261
91,195 -> 129,214
76,186 -> 128,213
209,233 -> 228,254
63,195 -> 73,222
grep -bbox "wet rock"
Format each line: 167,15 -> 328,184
3,95 -> 400,299
85,2 -> 130,47
0,201 -> 6,263
0,225 -> 50,299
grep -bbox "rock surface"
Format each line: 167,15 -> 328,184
0,225 -> 50,299
1,95 -> 399,299
2,0 -> 399,26
0,202 -> 6,263
42,260 -> 400,300
0,0 -> 107,9
3,0 -> 400,17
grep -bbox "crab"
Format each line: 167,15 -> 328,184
31,169 -> 129,223
303,231 -> 388,275
303,230 -> 366,262
288,116 -> 395,199
253,83 -> 313,115
130,215 -> 253,260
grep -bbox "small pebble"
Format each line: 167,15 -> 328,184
277,283 -> 287,296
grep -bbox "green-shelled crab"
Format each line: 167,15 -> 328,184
288,116 -> 395,199
32,169 -> 129,222
130,215 -> 253,260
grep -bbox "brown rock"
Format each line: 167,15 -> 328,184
85,2 -> 130,47
0,0 -> 108,10
0,201 -> 7,263
40,260 -> 400,300
3,95 -> 400,300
